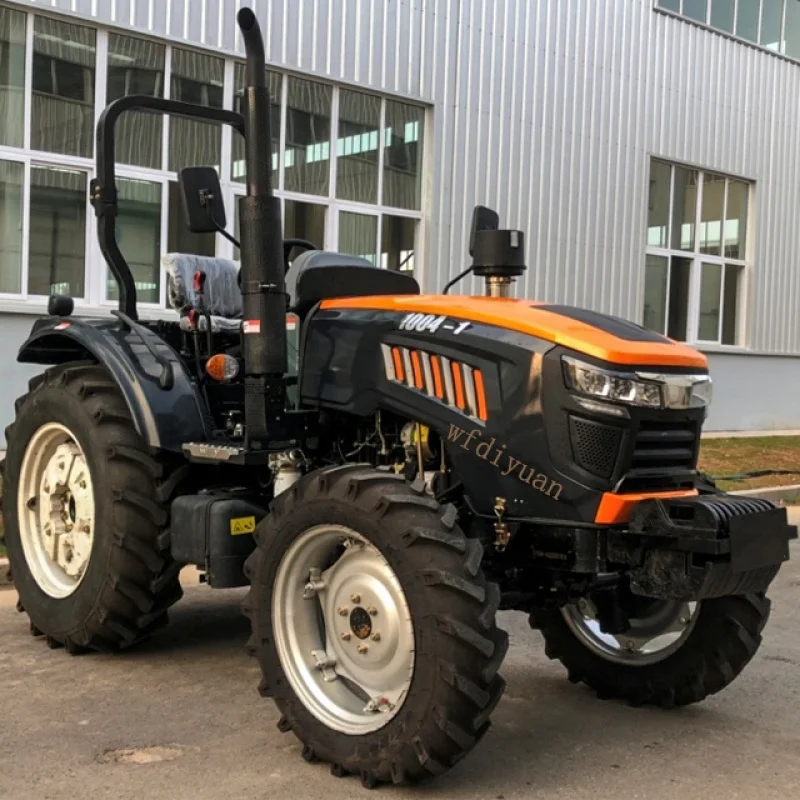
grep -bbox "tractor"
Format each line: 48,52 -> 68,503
1,7 -> 795,789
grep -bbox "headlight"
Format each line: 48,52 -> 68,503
562,357 -> 712,410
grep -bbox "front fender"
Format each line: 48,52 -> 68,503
18,317 -> 210,452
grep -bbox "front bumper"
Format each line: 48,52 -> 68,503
609,494 -> 797,600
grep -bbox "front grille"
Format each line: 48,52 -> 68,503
569,416 -> 622,478
631,420 -> 699,471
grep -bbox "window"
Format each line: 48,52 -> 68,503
383,101 -> 424,211
0,159 -> 24,294
108,179 -> 162,303
1,10 -> 426,309
285,77 -> 332,196
339,211 -> 377,263
337,89 -> 381,204
107,34 -> 165,170
643,159 -> 749,345
0,7 -> 26,148
381,216 -> 417,275
31,18 -> 96,158
658,0 -> 800,61
169,48 -> 224,172
28,166 -> 88,298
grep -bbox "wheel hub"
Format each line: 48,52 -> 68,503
562,592 -> 700,666
272,526 -> 415,735
18,423 -> 95,598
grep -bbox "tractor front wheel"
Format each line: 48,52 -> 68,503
244,465 -> 508,787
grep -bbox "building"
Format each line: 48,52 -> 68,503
0,0 -> 799,439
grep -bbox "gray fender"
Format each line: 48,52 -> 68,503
17,317 -> 211,452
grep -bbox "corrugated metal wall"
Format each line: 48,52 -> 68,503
16,0 -> 800,354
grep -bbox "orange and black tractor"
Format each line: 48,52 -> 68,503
1,7 -> 795,790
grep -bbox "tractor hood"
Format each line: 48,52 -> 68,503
320,295 -> 707,370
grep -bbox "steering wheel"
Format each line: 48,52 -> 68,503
237,238 -> 318,289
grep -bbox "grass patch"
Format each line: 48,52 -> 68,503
699,436 -> 800,492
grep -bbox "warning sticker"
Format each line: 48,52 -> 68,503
230,516 -> 256,535
242,320 -> 261,334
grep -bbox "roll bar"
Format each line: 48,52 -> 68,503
91,96 -> 245,320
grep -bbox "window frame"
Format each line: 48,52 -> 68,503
643,158 -> 753,348
0,9 -> 427,317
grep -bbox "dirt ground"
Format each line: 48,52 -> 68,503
699,436 -> 800,491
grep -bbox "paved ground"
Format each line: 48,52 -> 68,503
1,538 -> 799,800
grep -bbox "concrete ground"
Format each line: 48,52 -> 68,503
1,538 -> 799,799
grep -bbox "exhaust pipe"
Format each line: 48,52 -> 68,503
236,8 -> 286,444
471,229 -> 527,298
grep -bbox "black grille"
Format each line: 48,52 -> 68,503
631,420 -> 699,471
569,416 -> 622,478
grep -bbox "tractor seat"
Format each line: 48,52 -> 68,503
286,251 -> 420,318
163,253 -> 242,333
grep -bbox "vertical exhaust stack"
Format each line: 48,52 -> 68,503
236,8 -> 286,445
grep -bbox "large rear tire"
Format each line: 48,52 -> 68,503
2,363 -> 185,653
244,465 -> 508,787
532,592 -> 770,708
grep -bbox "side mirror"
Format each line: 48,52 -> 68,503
179,166 -> 226,234
469,205 -> 500,257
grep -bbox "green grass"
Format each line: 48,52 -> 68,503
699,436 -> 800,492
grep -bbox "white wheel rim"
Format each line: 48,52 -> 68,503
17,422 -> 96,599
562,597 -> 700,666
272,525 -> 415,735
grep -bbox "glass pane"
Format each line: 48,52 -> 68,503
667,256 -> 691,341
657,0 -> 680,11
736,0 -> 760,42
698,262 -> 722,341
232,65 -> 281,184
107,179 -> 161,303
336,89 -> 380,204
699,172 -> 724,255
285,77 -> 332,196
167,181 -> 215,257
107,34 -> 165,169
0,7 -> 26,148
32,17 -> 96,158
647,160 -> 671,248
709,0 -> 735,32
169,48 -> 224,172
785,0 -> 800,57
671,166 -> 698,252
383,101 -> 424,210
339,212 -> 377,263
724,179 -> 748,259
0,159 -> 24,293
643,255 -> 668,335
28,166 -> 87,297
682,0 -> 708,23
760,0 -> 783,49
381,216 -> 417,275
285,200 -> 326,258
721,264 -> 741,345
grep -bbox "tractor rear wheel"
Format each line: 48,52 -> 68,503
532,592 -> 770,707
244,465 -> 508,787
1,363 -> 184,653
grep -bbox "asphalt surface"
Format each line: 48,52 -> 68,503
1,534 -> 799,800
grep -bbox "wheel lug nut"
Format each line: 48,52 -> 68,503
337,606 -> 349,616
350,593 -> 361,604
367,606 -> 378,616
341,632 -> 351,642
357,644 -> 369,655
371,632 -> 381,642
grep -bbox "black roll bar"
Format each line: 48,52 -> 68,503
91,95 -> 245,320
